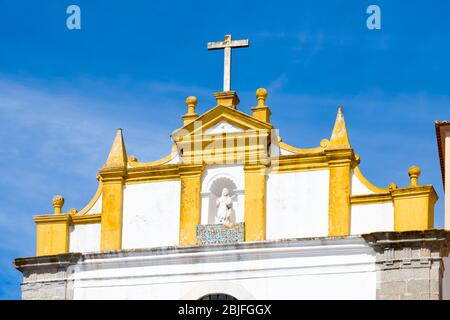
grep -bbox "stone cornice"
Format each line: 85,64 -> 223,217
71,214 -> 101,225
391,185 -> 438,202
325,148 -> 356,166
33,214 -> 71,224
14,253 -> 82,272
15,236 -> 369,270
363,230 -> 450,250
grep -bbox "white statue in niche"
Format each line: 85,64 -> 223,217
215,188 -> 233,225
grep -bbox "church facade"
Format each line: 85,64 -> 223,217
14,36 -> 450,300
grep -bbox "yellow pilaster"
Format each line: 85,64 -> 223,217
392,166 -> 438,231
34,215 -> 71,256
326,106 -> 354,237
99,128 -> 128,251
326,149 -> 353,236
244,164 -> 267,241
179,164 -> 204,246
100,174 -> 125,250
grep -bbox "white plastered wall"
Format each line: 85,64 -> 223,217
351,172 -> 375,195
71,237 -> 377,300
69,223 -> 101,253
350,203 -> 394,234
121,181 -> 181,249
85,194 -> 102,214
350,171 -> 394,234
266,170 -> 330,239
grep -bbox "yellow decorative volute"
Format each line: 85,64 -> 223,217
388,182 -> 398,191
408,166 -> 421,187
52,195 -> 64,214
128,155 -> 138,162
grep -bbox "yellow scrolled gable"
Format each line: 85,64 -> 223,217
33,89 -> 438,256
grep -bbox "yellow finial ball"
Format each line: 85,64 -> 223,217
408,166 -> 421,187
256,88 -> 268,107
256,88 -> 268,100
52,195 -> 64,208
408,166 -> 421,177
185,96 -> 198,108
52,195 -> 64,214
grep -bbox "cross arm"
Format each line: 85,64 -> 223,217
207,39 -> 249,50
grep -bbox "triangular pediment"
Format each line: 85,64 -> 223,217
204,120 -> 244,135
172,105 -> 273,139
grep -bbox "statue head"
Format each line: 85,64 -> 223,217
221,188 -> 229,196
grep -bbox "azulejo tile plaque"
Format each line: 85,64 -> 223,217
196,223 -> 245,245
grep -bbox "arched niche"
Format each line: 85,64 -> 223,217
201,167 -> 245,225
207,177 -> 238,224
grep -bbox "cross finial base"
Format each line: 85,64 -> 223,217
214,91 -> 240,109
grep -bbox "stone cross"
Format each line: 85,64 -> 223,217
207,35 -> 249,92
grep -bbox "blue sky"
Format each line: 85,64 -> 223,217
1,0 -> 450,299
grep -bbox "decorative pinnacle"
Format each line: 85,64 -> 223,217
328,105 -> 350,148
52,195 -> 64,214
408,166 -> 421,187
102,128 -> 128,170
185,96 -> 198,115
256,88 -> 268,107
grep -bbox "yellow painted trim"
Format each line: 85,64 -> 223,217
198,113 -> 272,137
244,164 -> 267,241
328,106 -> 351,149
350,193 -> 392,205
172,105 -> 273,140
101,128 -> 127,169
326,149 -> 354,237
128,145 -> 178,168
392,185 -> 438,231
177,130 -> 271,166
270,154 -> 328,173
278,139 -> 329,155
76,182 -> 102,216
71,213 -> 102,224
353,166 -> 389,194
126,164 -> 180,184
34,214 -> 70,256
100,174 -> 125,251
179,164 -> 204,246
